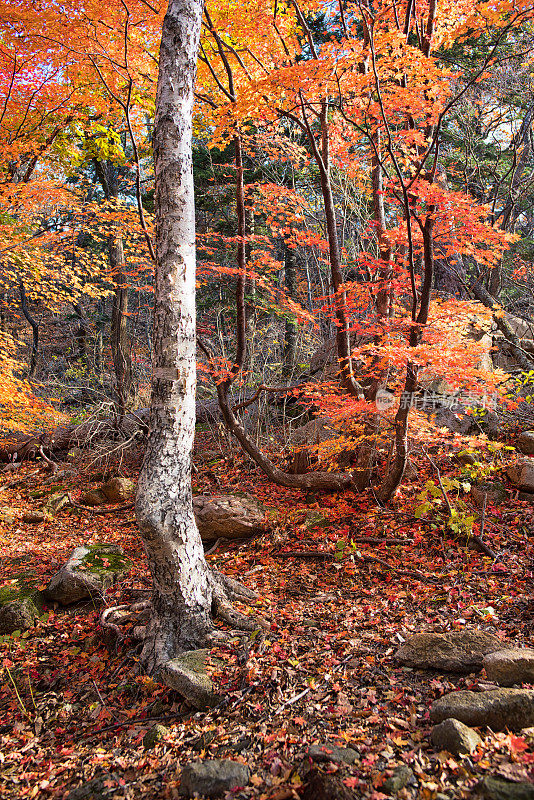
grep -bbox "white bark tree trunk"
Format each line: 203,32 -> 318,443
135,0 -> 212,672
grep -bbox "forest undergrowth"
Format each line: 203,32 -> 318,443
0,433 -> 533,800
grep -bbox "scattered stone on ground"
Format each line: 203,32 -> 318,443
507,458 -> 534,492
0,596 -> 40,634
79,488 -> 108,507
307,743 -> 359,765
23,511 -> 45,523
481,775 -> 534,800
430,689 -> 534,731
179,759 -> 250,798
381,764 -> 416,794
431,718 -> 482,755
101,477 -> 135,503
161,649 -> 219,709
395,629 -> 504,672
471,482 -> 507,507
66,773 -> 121,800
143,724 -> 169,750
44,544 -> 131,605
193,494 -> 265,541
483,648 -> 534,686
0,507 -> 15,524
301,768 -> 355,800
517,431 -> 534,456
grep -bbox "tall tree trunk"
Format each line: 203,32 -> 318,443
109,235 -> 132,423
135,0 -> 255,674
135,0 -> 212,670
282,243 -> 298,378
19,281 -> 38,377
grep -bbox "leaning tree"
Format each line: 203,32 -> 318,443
110,0 -> 258,676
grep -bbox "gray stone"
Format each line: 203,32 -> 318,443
382,765 -> 415,794
430,689 -> 534,731
143,723 -> 168,749
80,489 -> 108,507
482,776 -> 534,800
45,544 -> 131,605
0,596 -> 39,634
23,511 -> 45,523
66,774 -> 121,800
395,629 -> 504,673
161,650 -> 219,709
101,478 -> 135,503
431,718 -> 482,755
471,482 -> 507,507
507,458 -> 534,492
44,492 -> 71,515
193,495 -> 265,542
484,649 -> 534,686
308,743 -> 359,764
518,432 -> 534,456
0,507 -> 16,524
179,759 -> 250,798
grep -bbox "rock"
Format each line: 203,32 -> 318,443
44,492 -> 71,515
430,689 -> 534,731
193,495 -> 265,542
382,764 -> 415,794
308,743 -> 359,765
507,458 -> 534,492
66,774 -> 121,800
483,649 -> 534,686
179,759 -> 250,798
395,629 -> 504,673
44,544 -> 131,605
143,724 -> 169,749
518,491 -> 534,503
456,450 -> 478,465
101,477 -> 135,504
431,718 -> 482,755
161,650 -> 219,709
518,432 -> 534,456
0,596 -> 40,634
471,482 -> 507,507
80,489 -> 108,507
23,511 -> 45,523
482,776 -> 534,800
0,507 -> 16,524
301,769 -> 356,800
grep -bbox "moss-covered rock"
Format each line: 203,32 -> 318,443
161,649 -> 220,709
0,577 -> 45,634
143,723 -> 169,749
44,544 -> 132,605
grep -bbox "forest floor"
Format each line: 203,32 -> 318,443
0,432 -> 533,800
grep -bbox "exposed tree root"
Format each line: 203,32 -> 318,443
99,570 -> 267,658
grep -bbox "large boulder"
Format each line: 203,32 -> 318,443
507,458 -> 534,492
430,688 -> 534,731
193,495 -> 265,542
179,759 -> 250,798
44,544 -> 132,605
483,648 -> 534,687
395,629 -> 504,673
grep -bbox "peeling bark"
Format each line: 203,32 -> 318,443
134,0 -> 255,673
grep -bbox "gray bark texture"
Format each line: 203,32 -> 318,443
135,0 -> 216,672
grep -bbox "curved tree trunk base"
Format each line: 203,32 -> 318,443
100,569 -> 265,669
